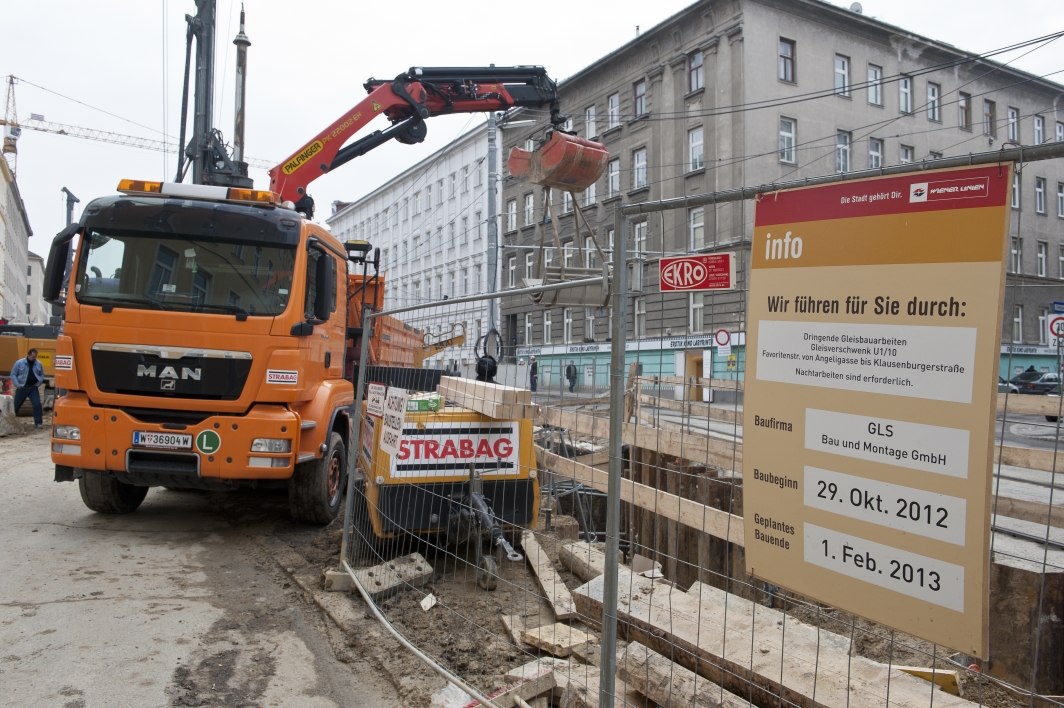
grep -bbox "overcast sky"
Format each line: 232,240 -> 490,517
2,1 -> 1061,260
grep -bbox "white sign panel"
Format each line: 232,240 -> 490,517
366,383 -> 387,419
379,387 -> 409,458
390,421 -> 521,478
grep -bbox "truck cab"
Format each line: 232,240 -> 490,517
45,180 -> 353,523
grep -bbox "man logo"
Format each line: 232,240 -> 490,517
909,183 -> 929,203
160,380 -> 176,391
137,364 -> 202,380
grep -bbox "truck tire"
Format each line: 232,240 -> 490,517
78,471 -> 148,514
289,431 -> 346,524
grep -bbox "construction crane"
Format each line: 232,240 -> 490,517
2,75 -> 274,175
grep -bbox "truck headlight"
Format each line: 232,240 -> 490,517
53,425 -> 81,440
251,438 -> 291,453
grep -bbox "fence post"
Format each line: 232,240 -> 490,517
340,304 -> 373,566
599,206 -> 628,708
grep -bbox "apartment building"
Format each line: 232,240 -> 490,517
500,0 -> 1064,385
326,122 -> 501,368
0,157 -> 30,322
25,252 -> 48,324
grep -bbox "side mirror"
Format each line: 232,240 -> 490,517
313,252 -> 334,321
45,223 -> 79,304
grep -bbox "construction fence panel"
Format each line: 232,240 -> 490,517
339,151 -> 1063,708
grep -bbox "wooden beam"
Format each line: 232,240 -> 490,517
522,529 -> 577,620
558,542 -> 607,582
636,375 -> 745,391
437,383 -> 538,420
539,406 -> 742,473
439,375 -> 531,405
639,394 -> 742,424
521,623 -> 593,658
538,447 -> 745,547
995,444 -> 1061,472
618,641 -> 752,708
574,571 -> 976,708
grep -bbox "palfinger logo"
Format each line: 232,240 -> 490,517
282,141 -> 324,175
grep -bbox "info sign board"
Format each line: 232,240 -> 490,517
659,253 -> 736,291
743,165 -> 1011,657
379,387 -> 409,458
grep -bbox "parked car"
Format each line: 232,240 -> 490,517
999,376 -> 1019,394
1009,371 -> 1061,394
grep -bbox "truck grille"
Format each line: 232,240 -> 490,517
91,345 -> 252,400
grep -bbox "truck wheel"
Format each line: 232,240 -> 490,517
289,431 -> 346,524
78,471 -> 148,514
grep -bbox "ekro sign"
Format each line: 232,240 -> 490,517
659,253 -> 736,291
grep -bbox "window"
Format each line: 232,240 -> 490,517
779,118 -> 796,164
690,51 -> 704,90
834,55 -> 849,96
563,241 -> 574,268
563,191 -> 573,213
585,308 -> 596,341
1035,116 -> 1045,144
474,162 -> 483,187
633,221 -> 647,255
448,271 -> 455,298
26,264 -> 31,276
26,283 -> 31,295
462,166 -> 469,192
564,117 -> 573,133
413,281 -> 421,302
524,314 -> 532,344
690,207 -> 705,250
1011,238 -> 1022,273
607,159 -> 620,197
474,212 -> 482,240
1059,246 -> 1064,279
585,181 -> 596,206
585,237 -> 596,269
689,128 -> 704,170
1058,183 -> 1064,217
927,83 -> 940,121
506,200 -> 517,231
436,180 -> 443,205
412,234 -> 420,259
608,93 -> 620,128
585,105 -> 597,139
26,303 -> 30,315
448,221 -> 456,245
607,229 -> 615,262
869,139 -> 882,169
983,100 -> 996,136
461,216 -> 469,244
1058,122 -> 1064,142
425,183 -> 432,209
475,265 -> 482,292
508,257 -> 516,288
899,76 -> 912,114
524,193 -> 535,226
900,145 -> 913,165
1013,306 -> 1023,343
526,253 -> 534,280
1013,172 -> 1020,209
436,275 -> 443,300
543,311 -> 552,342
563,308 -> 573,343
779,40 -> 796,83
867,64 -> 882,105
1040,309 -> 1049,345
1038,242 -> 1048,277
149,245 -> 179,293
690,293 -> 705,333
448,173 -> 456,198
633,150 -> 647,189
836,131 -> 851,173
634,81 -> 647,116
634,298 -> 646,337
1036,178 -> 1046,213
1008,107 -> 1020,141
403,198 -> 409,220
958,93 -> 971,129
413,192 -> 421,214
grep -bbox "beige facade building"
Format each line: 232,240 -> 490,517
0,158 -> 31,322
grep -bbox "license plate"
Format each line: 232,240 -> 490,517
133,431 -> 193,450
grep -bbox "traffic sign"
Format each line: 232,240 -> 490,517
1053,302 -> 1064,314
714,329 -> 732,356
196,430 -> 221,454
1050,316 -> 1064,337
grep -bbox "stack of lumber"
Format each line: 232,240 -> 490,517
437,376 -> 537,420
573,570 -> 977,708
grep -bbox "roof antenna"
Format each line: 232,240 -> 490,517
635,25 -> 640,36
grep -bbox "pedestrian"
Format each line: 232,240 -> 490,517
566,360 -> 577,393
529,356 -> 538,393
11,348 -> 45,429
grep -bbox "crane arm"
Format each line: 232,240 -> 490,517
267,66 -> 563,217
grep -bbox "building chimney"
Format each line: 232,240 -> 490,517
232,5 -> 251,165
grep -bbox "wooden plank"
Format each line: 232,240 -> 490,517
640,394 -> 742,423
540,407 -> 742,473
522,529 -> 577,620
437,383 -> 538,420
636,375 -> 745,391
558,542 -> 607,581
618,641 -> 752,708
574,571 -> 976,708
351,553 -> 433,601
993,496 -> 1064,529
538,447 -> 745,547
440,375 -> 531,405
521,623 -> 593,658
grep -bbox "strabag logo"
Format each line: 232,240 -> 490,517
54,356 -> 73,370
391,423 -> 521,477
266,369 -> 298,384
282,140 -> 323,175
909,176 -> 989,203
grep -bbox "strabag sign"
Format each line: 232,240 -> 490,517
54,356 -> 73,370
390,422 -> 520,478
266,369 -> 298,384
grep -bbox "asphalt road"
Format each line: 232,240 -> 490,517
0,425 -> 402,708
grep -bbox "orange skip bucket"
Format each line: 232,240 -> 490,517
507,131 -> 609,192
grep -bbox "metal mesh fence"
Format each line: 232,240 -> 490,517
339,147 -> 1064,708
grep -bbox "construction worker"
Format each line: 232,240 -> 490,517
529,356 -> 538,392
566,360 -> 577,393
11,348 -> 44,429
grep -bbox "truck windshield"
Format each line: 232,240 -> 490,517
75,230 -> 295,316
